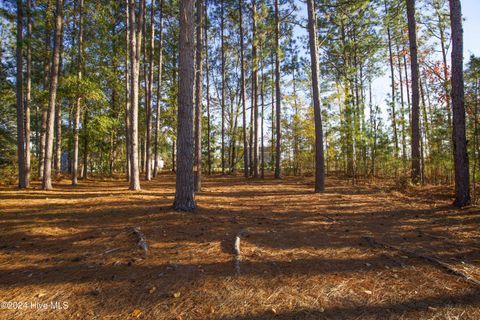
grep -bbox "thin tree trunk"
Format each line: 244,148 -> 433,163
204,1 -> 211,175
124,0 -> 131,181
194,0 -> 203,191
252,0 -> 259,178
154,0 -> 164,178
54,21 -> 64,178
239,0 -> 248,178
220,0 -> 226,174
307,0 -> 325,192
406,0 -> 421,184
82,112 -> 88,179
16,0 -> 27,189
173,0 -> 196,211
145,0 -> 155,181
72,0 -> 83,186
274,0 -> 281,179
24,0 -> 32,187
42,0 -> 63,190
449,0 -> 470,206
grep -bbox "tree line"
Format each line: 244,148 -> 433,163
0,0 -> 475,209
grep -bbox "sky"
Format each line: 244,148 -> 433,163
462,0 -> 480,58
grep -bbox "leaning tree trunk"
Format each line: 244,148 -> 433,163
173,0 -> 196,211
449,0 -> 470,206
72,0 -> 83,186
274,0 -> 281,179
239,0 -> 249,178
307,0 -> 325,192
153,0 -> 164,178
42,0 -> 63,190
406,0 -> 421,184
194,0 -> 203,192
16,0 -> 27,189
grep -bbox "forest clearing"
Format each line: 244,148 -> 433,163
2,0 -> 480,318
0,174 -> 479,319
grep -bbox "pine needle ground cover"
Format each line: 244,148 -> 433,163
0,174 -> 479,319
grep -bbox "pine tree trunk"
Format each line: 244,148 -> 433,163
153,0 -> 164,178
204,1 -> 212,175
220,0 -> 226,174
128,0 -> 144,190
54,21 -> 64,178
24,0 -> 32,187
145,0 -> 155,181
42,0 -> 63,190
16,0 -> 27,189
72,0 -> 83,186
449,0 -> 470,206
406,0 -> 421,184
274,0 -> 281,179
194,0 -> 204,191
173,0 -> 196,211
307,0 -> 325,192
239,0 -> 249,178
252,0 -> 259,178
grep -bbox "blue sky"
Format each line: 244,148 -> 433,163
463,0 -> 480,57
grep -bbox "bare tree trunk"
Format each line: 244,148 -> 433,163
42,0 -> 63,190
449,0 -> 470,206
194,0 -> 204,191
128,0 -> 144,190
145,0 -> 155,181
82,112 -> 88,179
16,0 -> 27,189
72,0 -> 83,186
54,20 -> 64,178
260,52 -> 265,179
204,1 -> 212,175
384,0 -> 399,164
274,0 -> 281,179
406,0 -> 421,184
252,0 -> 259,178
239,0 -> 248,178
220,0 -> 225,174
307,0 -> 325,192
39,2 -> 51,180
154,0 -> 164,178
24,0 -> 32,187
173,0 -> 196,211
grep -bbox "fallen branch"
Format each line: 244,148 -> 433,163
132,227 -> 148,256
363,236 -> 480,287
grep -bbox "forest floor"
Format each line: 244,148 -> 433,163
0,173 -> 479,319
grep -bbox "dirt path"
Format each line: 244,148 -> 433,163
0,174 -> 479,319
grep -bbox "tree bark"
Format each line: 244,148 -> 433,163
25,0 -> 32,187
54,20 -> 64,178
153,0 -> 164,178
173,0 -> 196,211
16,0 -> 27,189
406,0 -> 421,184
307,0 -> 325,192
145,0 -> 155,181
194,0 -> 203,191
449,0 -> 470,206
204,1 -> 212,175
220,0 -> 226,174
128,0 -> 144,191
42,0 -> 63,190
252,0 -> 259,178
72,0 -> 83,186
274,0 -> 281,179
239,0 -> 248,178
